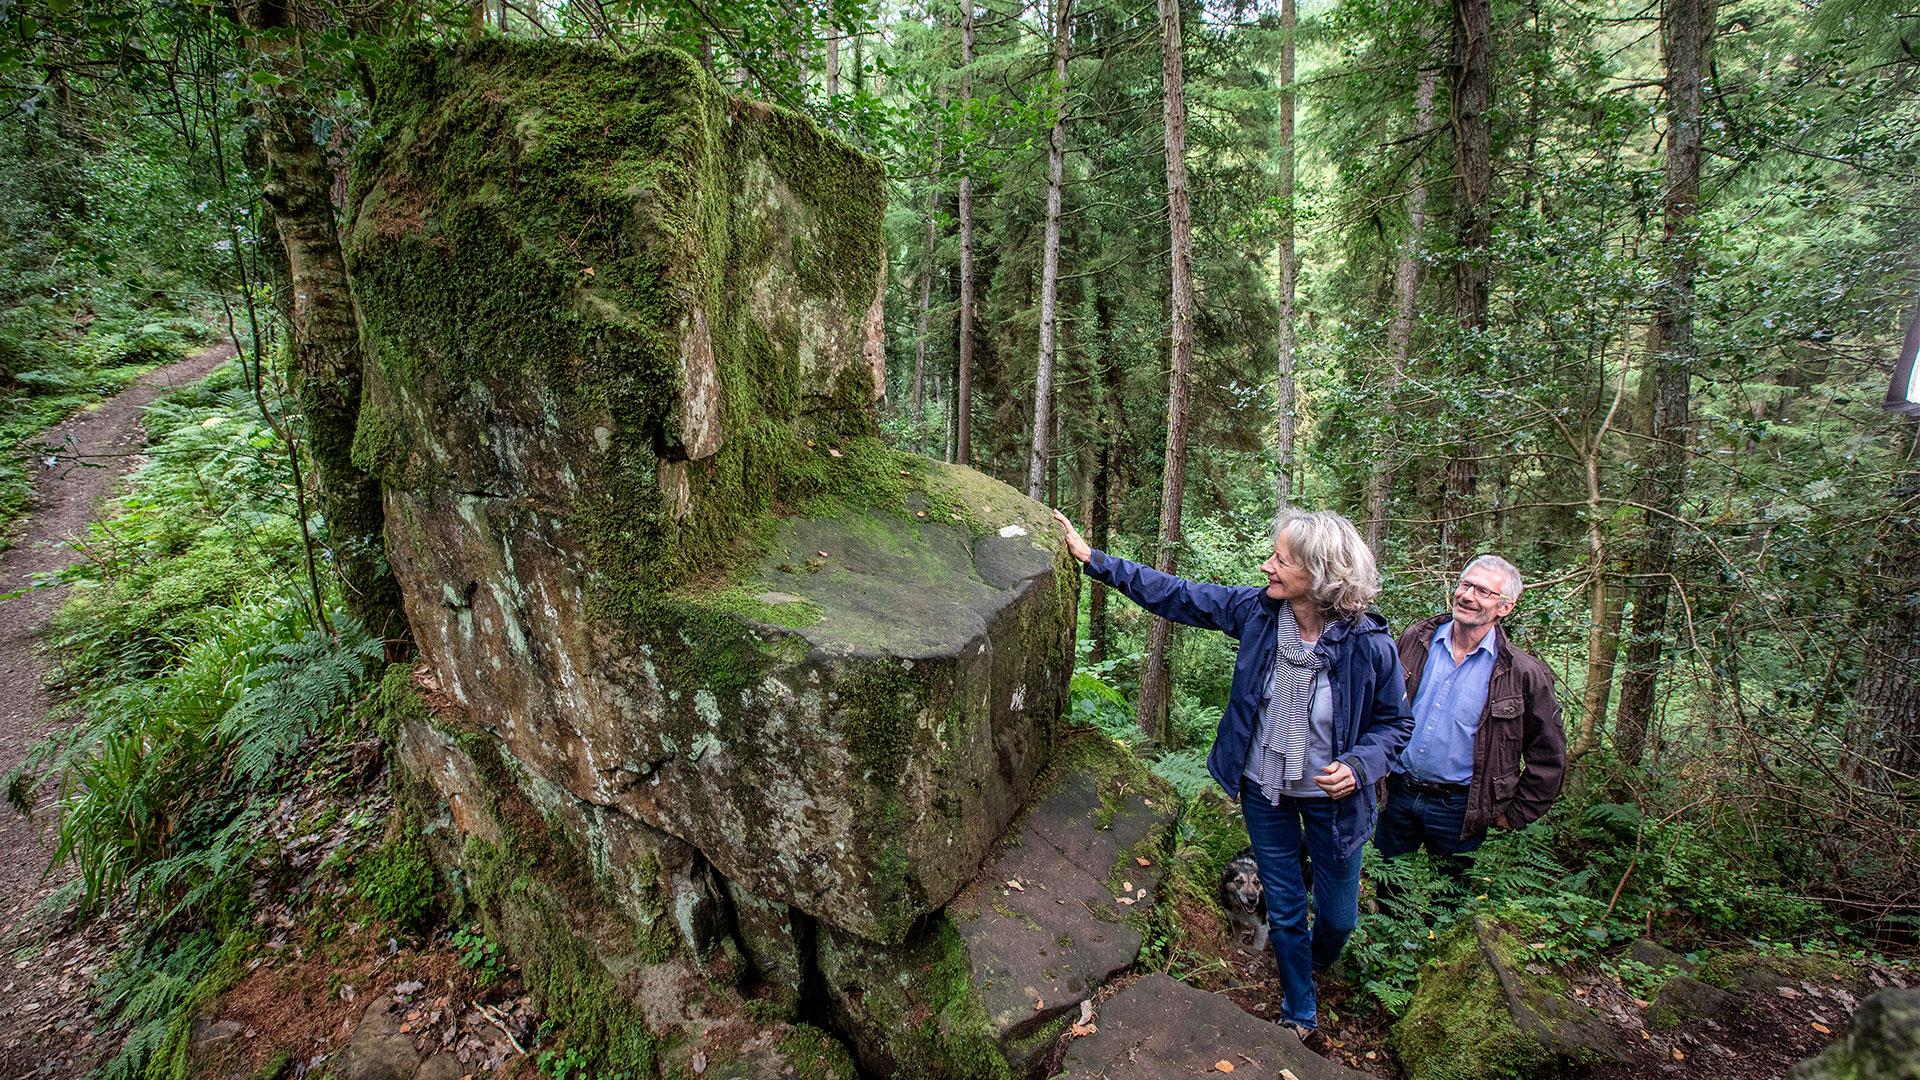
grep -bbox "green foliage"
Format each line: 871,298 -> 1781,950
452,924 -> 507,988
91,928 -> 255,1080
355,822 -> 438,932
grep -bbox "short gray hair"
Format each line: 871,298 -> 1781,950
1461,554 -> 1523,602
1272,509 -> 1381,619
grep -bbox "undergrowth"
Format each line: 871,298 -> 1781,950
5,361 -> 398,1080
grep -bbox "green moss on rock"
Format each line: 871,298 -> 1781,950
1390,921 -> 1551,1080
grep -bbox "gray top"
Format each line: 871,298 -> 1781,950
1245,670 -> 1335,801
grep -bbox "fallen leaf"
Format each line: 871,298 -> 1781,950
1079,1000 -> 1094,1025
1213,1061 -> 1234,1073
1364,1051 -> 1377,1061
1671,1048 -> 1686,1062
579,266 -> 595,276
1136,857 -> 1151,867
1034,999 -> 1045,1011
816,551 -> 830,558
1115,896 -> 1137,906
1005,880 -> 1025,892
1811,1022 -> 1831,1035
1123,881 -> 1133,892
693,1050 -> 708,1074
1281,1069 -> 1300,1080
1136,888 -> 1147,900
899,470 -> 910,477
1069,1022 -> 1097,1037
828,447 -> 843,458
1778,986 -> 1802,999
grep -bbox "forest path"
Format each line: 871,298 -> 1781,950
0,344 -> 234,1078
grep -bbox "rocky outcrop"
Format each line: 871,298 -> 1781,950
1060,975 -> 1371,1080
1788,988 -> 1920,1080
813,739 -> 1178,1078
346,39 -> 1075,946
1390,917 -> 1630,1080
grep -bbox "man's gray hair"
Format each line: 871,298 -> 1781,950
1461,554 -> 1524,602
1272,509 -> 1381,619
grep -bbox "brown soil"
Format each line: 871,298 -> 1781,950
192,922 -> 533,1080
0,345 -> 234,1080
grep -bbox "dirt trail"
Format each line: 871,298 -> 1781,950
0,345 -> 234,1079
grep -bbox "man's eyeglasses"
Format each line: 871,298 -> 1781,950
1456,580 -> 1511,603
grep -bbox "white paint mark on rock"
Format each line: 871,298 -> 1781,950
998,524 -> 1028,538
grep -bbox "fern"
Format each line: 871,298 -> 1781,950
1149,748 -> 1214,799
218,622 -> 381,782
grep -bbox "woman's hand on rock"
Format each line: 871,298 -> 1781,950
1051,509 -> 1092,564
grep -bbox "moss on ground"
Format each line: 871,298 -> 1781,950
1389,921 -> 1548,1080
354,817 -> 439,933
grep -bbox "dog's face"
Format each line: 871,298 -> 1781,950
1220,856 -> 1264,914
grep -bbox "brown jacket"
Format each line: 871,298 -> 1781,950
1397,613 -> 1566,837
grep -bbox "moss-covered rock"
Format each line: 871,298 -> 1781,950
1787,988 -> 1920,1080
347,40 -> 1075,944
1390,917 -> 1628,1080
392,673 -> 860,1078
815,732 -> 1178,1079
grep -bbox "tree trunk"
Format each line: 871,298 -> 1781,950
1364,61 -> 1439,554
1613,0 -> 1715,765
956,0 -> 976,466
1853,425 -> 1920,779
241,1 -> 407,649
1029,0 -> 1073,501
913,91 -> 944,424
1089,292 -> 1120,664
1570,347 -> 1632,761
1442,0 -> 1493,568
1139,0 -> 1196,742
825,29 -> 840,98
1273,0 -> 1297,512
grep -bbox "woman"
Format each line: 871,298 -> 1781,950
1051,507 -> 1413,1036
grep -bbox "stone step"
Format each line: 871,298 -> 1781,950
1061,974 -> 1371,1080
817,734 -> 1180,1078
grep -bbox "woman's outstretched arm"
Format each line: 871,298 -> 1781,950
1052,510 -> 1247,636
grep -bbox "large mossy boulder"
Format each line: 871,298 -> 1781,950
345,39 -> 1075,945
1788,988 -> 1920,1080
1389,917 -> 1629,1080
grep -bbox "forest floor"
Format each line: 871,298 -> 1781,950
0,344 -> 234,1080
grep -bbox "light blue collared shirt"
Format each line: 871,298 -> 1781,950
1395,620 -> 1497,785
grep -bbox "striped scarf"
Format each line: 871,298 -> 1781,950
1249,601 -> 1326,804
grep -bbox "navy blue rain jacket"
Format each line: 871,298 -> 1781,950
1085,550 -> 1416,860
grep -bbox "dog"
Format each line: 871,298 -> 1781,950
1218,847 -> 1268,954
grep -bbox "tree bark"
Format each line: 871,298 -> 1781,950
1853,426 -> 1920,779
1089,292 -> 1120,664
1365,61 -> 1439,554
913,87 -> 944,424
1139,0 -> 1196,742
825,28 -> 840,98
1613,0 -> 1716,765
240,0 -> 407,649
1029,0 -> 1073,501
1443,0 -> 1493,568
1273,0 -> 1297,512
956,0 -> 977,466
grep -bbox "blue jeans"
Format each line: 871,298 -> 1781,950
1373,776 -> 1485,881
1241,791 -> 1363,1030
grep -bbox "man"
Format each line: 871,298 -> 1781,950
1375,555 -> 1565,880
